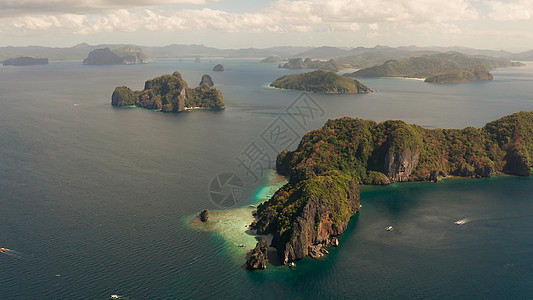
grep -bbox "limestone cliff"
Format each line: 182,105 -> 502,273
111,71 -> 224,112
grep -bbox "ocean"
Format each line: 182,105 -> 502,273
0,59 -> 532,299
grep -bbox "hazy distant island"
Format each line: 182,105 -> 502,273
344,52 -> 523,83
279,58 -> 339,71
270,70 -> 373,94
83,46 -> 148,65
112,71 -> 224,112
3,57 -> 48,66
213,64 -> 224,71
261,55 -> 284,63
245,111 -> 532,268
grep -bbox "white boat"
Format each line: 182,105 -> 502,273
288,262 -> 296,268
385,226 -> 394,231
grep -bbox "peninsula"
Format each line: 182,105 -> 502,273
3,57 -> 48,66
270,70 -> 373,94
344,52 -> 523,83
279,58 -> 339,71
248,111 -> 533,267
111,71 -> 224,112
84,46 -> 148,65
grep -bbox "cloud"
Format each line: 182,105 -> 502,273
0,0 -> 479,36
0,0 -> 220,16
488,0 -> 533,21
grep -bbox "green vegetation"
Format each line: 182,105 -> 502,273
344,52 -> 523,83
425,65 -> 493,83
254,170 -> 358,250
276,111 -> 533,184
111,71 -> 224,112
279,58 -> 339,71
270,70 -> 373,94
255,111 -> 532,262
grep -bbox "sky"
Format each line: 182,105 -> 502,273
1,0 -> 533,51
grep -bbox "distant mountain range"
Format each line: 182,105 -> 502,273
1,43 -> 532,63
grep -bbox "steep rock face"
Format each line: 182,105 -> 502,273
384,148 -> 420,182
255,172 -> 359,263
199,74 -> 214,87
111,71 -> 224,112
246,240 -> 268,270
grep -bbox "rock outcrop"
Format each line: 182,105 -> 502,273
199,209 -> 210,222
246,239 -> 268,270
213,64 -> 224,71
199,75 -> 214,87
3,57 -> 48,66
111,71 -> 224,112
83,47 -> 148,65
254,172 -> 360,264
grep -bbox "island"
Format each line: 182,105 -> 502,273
111,71 -> 225,112
270,70 -> 373,94
199,74 -> 214,87
344,52 -> 523,83
261,55 -> 283,63
279,58 -> 339,71
424,65 -> 493,83
213,64 -> 224,71
246,111 -> 532,268
3,57 -> 48,66
83,46 -> 148,65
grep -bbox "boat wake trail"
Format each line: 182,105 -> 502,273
0,248 -> 23,259
454,214 -> 533,225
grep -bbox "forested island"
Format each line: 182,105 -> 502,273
111,71 -> 224,112
279,58 -> 339,71
84,46 -> 148,65
3,57 -> 48,66
344,52 -> 523,83
270,70 -> 373,94
246,111 -> 533,268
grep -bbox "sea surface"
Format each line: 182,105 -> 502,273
0,59 -> 532,299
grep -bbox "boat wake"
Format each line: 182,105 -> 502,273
0,248 -> 23,259
454,214 -> 533,225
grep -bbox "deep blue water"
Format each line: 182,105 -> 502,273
0,59 -> 532,299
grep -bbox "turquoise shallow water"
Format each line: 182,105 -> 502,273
0,59 -> 532,299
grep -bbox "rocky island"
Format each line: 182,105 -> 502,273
213,64 -> 224,71
3,57 -> 48,66
279,58 -> 339,71
247,111 -> 532,267
83,46 -> 148,65
344,52 -> 523,83
111,71 -> 224,112
270,70 -> 373,94
199,74 -> 214,87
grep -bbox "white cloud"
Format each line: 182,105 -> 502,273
0,0 -> 479,36
488,0 -> 533,21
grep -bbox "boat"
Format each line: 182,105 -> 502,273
385,226 -> 394,231
238,244 -> 246,247
0,248 -> 6,252
288,262 -> 296,268
248,205 -> 256,208
110,295 -> 122,299
454,219 -> 468,225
